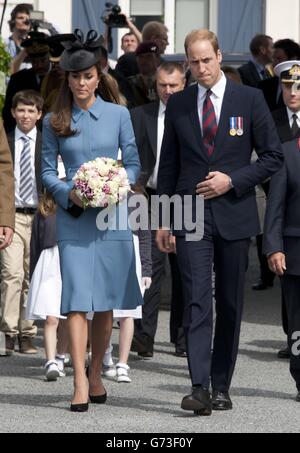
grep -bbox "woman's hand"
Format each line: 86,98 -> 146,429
69,189 -> 84,208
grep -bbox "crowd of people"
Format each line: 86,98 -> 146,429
0,3 -> 300,414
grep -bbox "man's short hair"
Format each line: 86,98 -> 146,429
274,39 -> 300,60
12,90 -> 44,112
142,21 -> 168,41
185,29 -> 219,56
250,34 -> 272,56
158,61 -> 185,78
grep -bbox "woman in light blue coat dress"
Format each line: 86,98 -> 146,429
41,30 -> 143,412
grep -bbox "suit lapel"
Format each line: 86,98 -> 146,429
7,132 -> 15,166
35,130 -> 42,194
145,102 -> 159,157
187,85 -> 208,160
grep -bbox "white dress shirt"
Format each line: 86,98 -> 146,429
287,107 -> 300,129
14,126 -> 38,208
197,72 -> 227,132
147,101 -> 166,191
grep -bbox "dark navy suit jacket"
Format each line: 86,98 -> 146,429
157,80 -> 283,240
264,139 -> 300,275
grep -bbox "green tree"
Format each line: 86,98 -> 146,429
0,38 -> 11,117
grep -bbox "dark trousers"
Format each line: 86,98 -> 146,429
281,275 -> 300,391
135,229 -> 185,349
176,205 -> 250,391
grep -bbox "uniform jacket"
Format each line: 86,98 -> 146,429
263,139 -> 300,275
272,107 -> 300,143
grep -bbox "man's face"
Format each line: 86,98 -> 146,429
261,38 -> 274,64
153,33 -> 169,54
187,40 -> 222,88
272,48 -> 288,68
14,12 -> 30,33
122,35 -> 138,53
11,103 -> 42,134
30,53 -> 50,76
156,69 -> 186,105
282,82 -> 300,112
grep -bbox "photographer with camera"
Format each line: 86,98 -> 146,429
5,3 -> 33,75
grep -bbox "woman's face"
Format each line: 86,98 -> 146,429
68,66 -> 100,103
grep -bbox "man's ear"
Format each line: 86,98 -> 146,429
37,110 -> 43,121
11,109 -> 16,119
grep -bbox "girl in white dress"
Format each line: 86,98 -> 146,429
27,159 -> 68,381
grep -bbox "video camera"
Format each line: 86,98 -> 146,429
101,2 -> 127,28
27,10 -> 58,35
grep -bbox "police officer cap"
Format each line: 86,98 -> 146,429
47,34 -> 76,63
60,29 -> 104,72
274,60 -> 300,83
21,32 -> 50,57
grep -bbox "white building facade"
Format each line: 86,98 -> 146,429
1,0 -> 300,56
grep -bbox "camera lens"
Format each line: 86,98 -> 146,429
112,5 -> 121,14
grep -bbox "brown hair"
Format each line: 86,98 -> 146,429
184,29 -> 219,56
12,90 -> 44,111
142,22 -> 168,41
157,61 -> 185,78
250,34 -> 273,56
50,62 -> 126,137
38,191 -> 56,218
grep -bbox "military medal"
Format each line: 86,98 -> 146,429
236,117 -> 244,136
229,117 -> 237,136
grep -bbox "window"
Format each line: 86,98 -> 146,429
131,0 -> 164,32
175,0 -> 209,52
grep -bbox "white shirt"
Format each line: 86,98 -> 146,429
14,126 -> 38,208
197,72 -> 227,132
147,101 -> 166,191
287,107 -> 300,129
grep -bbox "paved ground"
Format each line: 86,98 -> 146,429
0,243 -> 300,433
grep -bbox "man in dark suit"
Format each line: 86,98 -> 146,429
264,137 -> 300,403
2,33 -> 51,132
0,90 -> 43,356
270,60 -> 300,359
238,34 -> 273,88
258,39 -> 300,112
130,62 -> 187,358
156,29 -> 283,415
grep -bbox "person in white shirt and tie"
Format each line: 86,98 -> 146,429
0,90 -> 43,356
130,62 -> 187,358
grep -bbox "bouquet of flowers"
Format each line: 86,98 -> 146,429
73,157 -> 130,209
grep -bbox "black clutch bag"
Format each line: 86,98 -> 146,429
66,204 -> 84,218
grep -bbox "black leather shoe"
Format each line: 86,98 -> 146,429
212,391 -> 233,411
277,347 -> 291,359
131,335 -> 153,355
181,386 -> 212,416
252,280 -> 274,291
89,392 -> 107,404
296,392 -> 300,402
70,402 -> 89,412
175,347 -> 187,358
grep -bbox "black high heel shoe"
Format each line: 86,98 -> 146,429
89,392 -> 107,404
70,402 -> 89,412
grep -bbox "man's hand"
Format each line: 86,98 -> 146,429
69,189 -> 84,208
196,172 -> 232,199
156,229 -> 176,254
268,252 -> 286,276
0,227 -> 14,251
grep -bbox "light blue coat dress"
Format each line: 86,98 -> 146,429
41,96 -> 143,315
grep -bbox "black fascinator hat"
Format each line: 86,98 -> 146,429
60,29 -> 105,72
